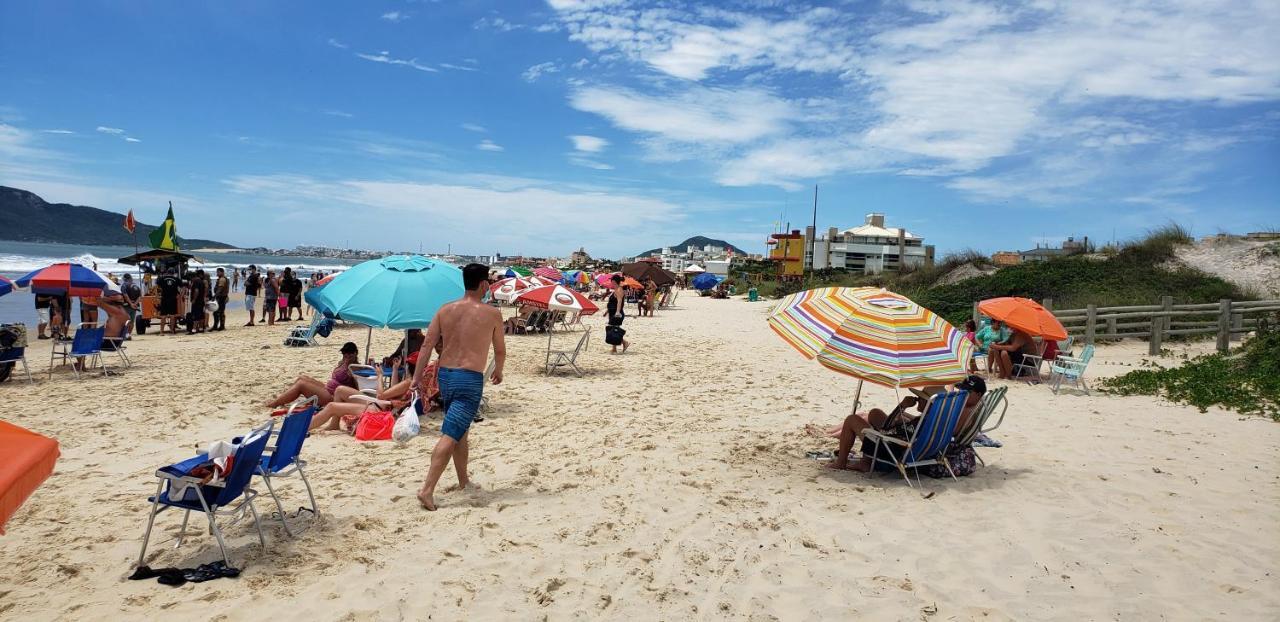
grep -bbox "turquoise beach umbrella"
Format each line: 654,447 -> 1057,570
309,255 -> 464,329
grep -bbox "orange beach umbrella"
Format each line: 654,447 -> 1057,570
978,297 -> 1068,341
0,421 -> 60,535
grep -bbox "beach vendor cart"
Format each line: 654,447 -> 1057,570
118,249 -> 203,334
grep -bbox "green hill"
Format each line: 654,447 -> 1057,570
638,235 -> 748,258
0,186 -> 236,249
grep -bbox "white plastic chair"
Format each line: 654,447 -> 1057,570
1048,344 -> 1095,394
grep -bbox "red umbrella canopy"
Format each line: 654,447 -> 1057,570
533,266 -> 563,281
514,284 -> 600,315
978,297 -> 1068,340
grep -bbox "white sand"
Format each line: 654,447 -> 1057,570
1,295 -> 1277,620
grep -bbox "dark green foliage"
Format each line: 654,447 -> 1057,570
0,186 -> 235,248
1100,327 -> 1280,419
636,236 -> 749,258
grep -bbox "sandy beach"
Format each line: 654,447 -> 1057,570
1,294 -> 1278,620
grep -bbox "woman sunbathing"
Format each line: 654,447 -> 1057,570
266,342 -> 360,407
307,396 -> 413,432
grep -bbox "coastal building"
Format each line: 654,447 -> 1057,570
766,230 -> 806,281
992,251 -> 1021,266
803,213 -> 934,275
1019,236 -> 1089,263
568,247 -> 592,268
649,243 -> 738,275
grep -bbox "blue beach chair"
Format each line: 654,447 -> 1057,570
135,422 -> 273,568
1049,344 -> 1095,394
50,324 -> 106,379
256,399 -> 321,537
861,390 -> 968,487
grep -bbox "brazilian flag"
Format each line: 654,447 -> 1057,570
149,205 -> 179,251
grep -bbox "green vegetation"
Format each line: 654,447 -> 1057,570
0,186 -> 235,249
733,224 -> 1247,326
1100,327 -> 1280,419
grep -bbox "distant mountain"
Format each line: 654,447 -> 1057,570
0,186 -> 236,249
638,235 -> 748,258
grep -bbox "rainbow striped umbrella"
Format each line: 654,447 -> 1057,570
768,287 -> 972,408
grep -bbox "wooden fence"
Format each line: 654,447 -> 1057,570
972,297 -> 1280,355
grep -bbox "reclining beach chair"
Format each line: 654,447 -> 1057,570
284,315 -> 331,347
1048,344 -> 1095,394
348,364 -> 380,396
546,328 -> 591,377
0,323 -> 33,383
255,399 -> 320,537
860,390 -> 967,487
50,323 -> 106,380
1012,339 -> 1049,382
951,386 -> 1008,466
135,421 -> 273,568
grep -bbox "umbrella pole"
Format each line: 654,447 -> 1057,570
850,379 -> 864,416
365,326 -> 372,366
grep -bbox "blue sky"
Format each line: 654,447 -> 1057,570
1,0 -> 1277,258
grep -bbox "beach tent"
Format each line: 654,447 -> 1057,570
622,262 -> 675,287
682,265 -> 706,274
0,420 -> 59,535
691,273 -> 724,290
768,287 -> 973,414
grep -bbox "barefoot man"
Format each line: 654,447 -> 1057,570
413,263 -> 505,511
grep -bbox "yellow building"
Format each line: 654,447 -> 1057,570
767,230 -> 806,280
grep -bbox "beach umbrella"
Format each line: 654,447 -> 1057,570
0,276 -> 13,297
691,273 -> 723,290
594,273 -> 613,287
768,287 -> 973,413
513,283 -> 600,354
683,265 -> 706,274
978,297 -> 1068,341
622,262 -> 675,287
490,276 -> 537,303
307,255 -> 465,356
505,266 -> 532,278
601,275 -> 642,289
15,263 -> 116,296
533,266 -> 563,281
0,420 -> 60,535
526,275 -> 557,287
315,273 -> 338,287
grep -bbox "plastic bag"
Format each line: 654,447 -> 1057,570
354,410 -> 395,441
392,395 -> 422,443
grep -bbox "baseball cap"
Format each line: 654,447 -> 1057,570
955,374 -> 987,395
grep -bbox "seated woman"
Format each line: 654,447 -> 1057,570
824,376 -> 986,471
266,342 -> 360,407
974,319 -> 1009,373
503,304 -> 536,334
307,395 -> 413,433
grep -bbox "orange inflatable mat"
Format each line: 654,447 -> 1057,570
0,420 -> 60,535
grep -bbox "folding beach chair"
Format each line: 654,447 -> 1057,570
951,386 -> 1008,466
1012,339 -> 1049,382
1048,344 -> 1095,394
546,328 -> 591,377
135,421 -> 273,568
50,324 -> 106,380
0,323 -> 32,383
101,326 -> 131,368
255,399 -> 320,537
284,316 -> 332,347
861,390 -> 967,486
348,364 -> 380,396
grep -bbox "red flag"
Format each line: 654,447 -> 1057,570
123,209 -> 136,234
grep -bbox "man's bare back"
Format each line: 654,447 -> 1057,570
427,298 -> 504,375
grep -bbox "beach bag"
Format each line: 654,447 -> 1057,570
354,410 -> 395,441
605,325 -> 626,346
392,396 -> 422,444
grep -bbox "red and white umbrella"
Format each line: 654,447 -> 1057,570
514,284 -> 600,316
533,266 -> 563,281
489,277 -> 537,302
527,275 -> 558,287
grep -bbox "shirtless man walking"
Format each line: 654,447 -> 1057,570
412,263 -> 505,511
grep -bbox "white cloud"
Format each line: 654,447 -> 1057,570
381,11 -> 408,22
124,137 -> 141,143
522,62 -> 560,82
476,139 -> 504,152
321,109 -> 354,118
355,51 -> 437,73
569,156 -> 614,170
569,84 -> 792,144
568,134 -> 608,153
439,63 -> 477,72
222,171 -> 685,255
327,38 -> 349,49
460,123 -> 487,133
41,129 -> 74,134
96,126 -> 125,135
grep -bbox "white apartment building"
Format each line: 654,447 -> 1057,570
805,213 -> 934,274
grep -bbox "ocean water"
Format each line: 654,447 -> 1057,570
0,241 -> 365,325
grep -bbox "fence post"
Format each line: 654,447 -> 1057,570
1150,295 -> 1172,355
1106,316 -> 1117,337
1085,304 -> 1097,346
1043,297 -> 1053,311
1231,311 -> 1243,342
1216,298 -> 1232,353
972,301 -> 979,327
